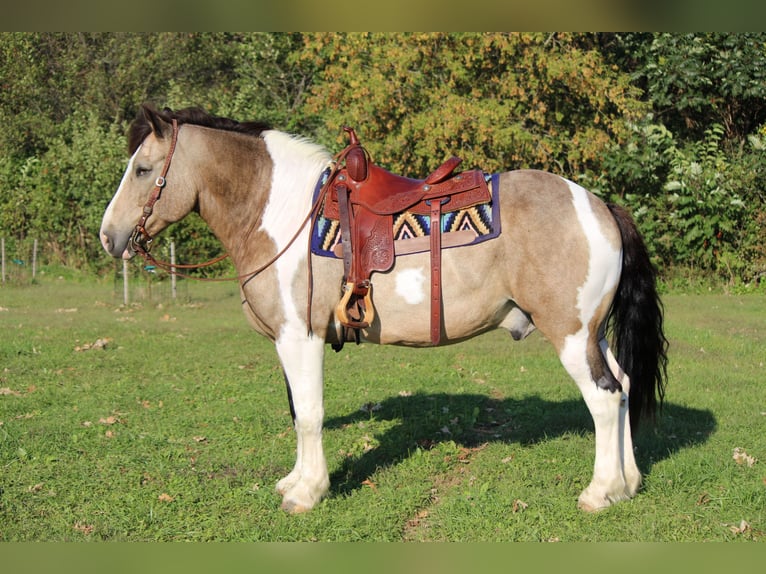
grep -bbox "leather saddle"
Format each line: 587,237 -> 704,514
321,127 -> 490,345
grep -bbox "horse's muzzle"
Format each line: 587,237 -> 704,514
100,228 -> 135,260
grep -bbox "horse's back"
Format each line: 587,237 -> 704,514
354,169 -> 622,346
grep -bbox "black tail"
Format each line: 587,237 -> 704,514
606,204 -> 668,433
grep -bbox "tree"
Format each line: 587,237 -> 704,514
300,32 -> 648,180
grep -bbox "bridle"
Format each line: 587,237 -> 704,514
127,119 -> 230,277
129,118 -> 179,258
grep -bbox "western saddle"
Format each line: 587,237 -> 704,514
319,127 -> 490,345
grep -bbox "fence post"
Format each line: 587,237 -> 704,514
170,241 -> 177,300
123,259 -> 129,306
32,238 -> 37,279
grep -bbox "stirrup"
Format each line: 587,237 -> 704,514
335,281 -> 375,328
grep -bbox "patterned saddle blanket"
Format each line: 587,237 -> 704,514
311,172 -> 501,260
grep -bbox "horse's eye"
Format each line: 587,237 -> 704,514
135,166 -> 151,177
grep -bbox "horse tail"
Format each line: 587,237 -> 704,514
606,203 -> 668,433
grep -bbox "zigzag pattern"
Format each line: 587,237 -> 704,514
311,173 -> 500,259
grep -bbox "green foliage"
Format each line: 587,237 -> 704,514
301,33 -> 646,177
0,33 -> 764,284
608,121 -> 766,283
625,33 -> 766,141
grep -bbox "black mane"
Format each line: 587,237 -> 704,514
128,104 -> 272,154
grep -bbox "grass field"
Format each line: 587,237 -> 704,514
1,272 -> 764,541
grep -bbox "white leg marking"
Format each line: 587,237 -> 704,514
275,333 -> 329,513
395,267 -> 427,305
560,178 -> 635,510
600,338 -> 641,497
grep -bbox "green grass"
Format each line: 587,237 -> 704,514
1,276 -> 764,541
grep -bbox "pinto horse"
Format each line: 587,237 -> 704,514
100,104 -> 667,513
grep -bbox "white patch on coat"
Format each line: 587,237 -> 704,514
558,176 -> 623,384
395,267 -> 427,305
260,131 -> 332,336
564,177 -> 622,344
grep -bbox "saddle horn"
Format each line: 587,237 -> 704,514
343,127 -> 368,182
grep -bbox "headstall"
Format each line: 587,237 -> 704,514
128,118 -> 180,257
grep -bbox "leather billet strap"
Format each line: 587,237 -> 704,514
428,197 -> 449,346
129,119 -> 180,255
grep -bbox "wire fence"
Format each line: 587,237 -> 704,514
1,238 -> 194,306
1,237 -> 39,284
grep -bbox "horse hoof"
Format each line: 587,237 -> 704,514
281,499 -> 311,514
577,498 -> 608,513
577,489 -> 612,512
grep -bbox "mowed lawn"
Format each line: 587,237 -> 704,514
1,274 -> 764,541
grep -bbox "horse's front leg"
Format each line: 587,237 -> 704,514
274,333 -> 329,513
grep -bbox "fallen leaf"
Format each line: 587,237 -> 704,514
696,492 -> 711,506
513,499 -> 528,513
361,479 -> 377,490
193,436 -> 207,443
729,519 -> 751,535
73,522 -> 94,535
733,447 -> 757,467
99,416 -> 119,425
28,483 -> 44,492
74,338 -> 111,352
0,387 -> 21,396
158,493 -> 174,503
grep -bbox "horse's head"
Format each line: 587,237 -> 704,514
100,104 -> 198,259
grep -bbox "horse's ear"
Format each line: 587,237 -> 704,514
141,103 -> 172,139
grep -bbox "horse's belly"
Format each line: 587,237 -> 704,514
362,247 -> 510,346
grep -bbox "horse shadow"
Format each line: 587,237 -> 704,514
323,391 -> 716,497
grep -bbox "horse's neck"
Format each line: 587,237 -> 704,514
197,129 -> 330,267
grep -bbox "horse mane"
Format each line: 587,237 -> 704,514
128,104 -> 272,154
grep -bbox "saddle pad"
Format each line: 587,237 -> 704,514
311,172 -> 501,259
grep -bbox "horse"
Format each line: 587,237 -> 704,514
100,104 -> 668,514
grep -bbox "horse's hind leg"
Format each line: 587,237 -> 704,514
274,334 -> 329,513
599,337 -> 641,496
558,328 -> 641,511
